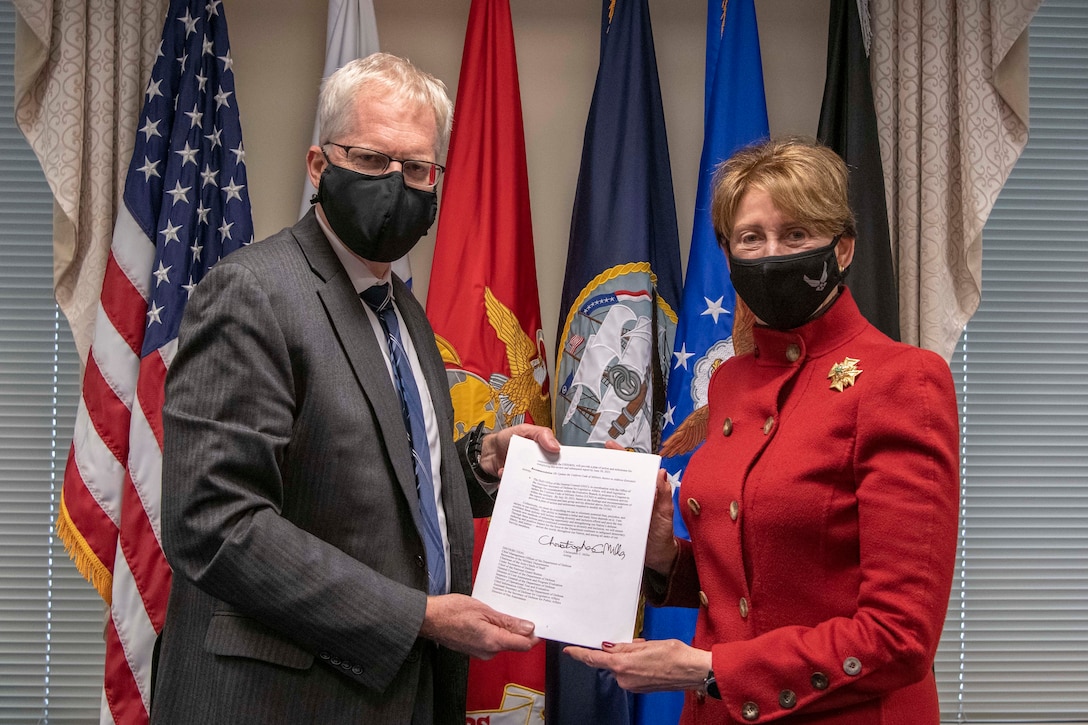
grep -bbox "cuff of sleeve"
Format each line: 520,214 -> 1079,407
656,538 -> 701,608
466,421 -> 501,487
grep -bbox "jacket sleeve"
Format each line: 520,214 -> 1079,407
645,538 -> 702,608
456,433 -> 498,518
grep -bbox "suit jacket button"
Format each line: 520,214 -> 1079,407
843,657 -> 862,676
741,701 -> 760,721
722,417 -> 733,436
729,500 -> 739,521
779,689 -> 797,708
762,416 -> 774,435
352,665 -> 363,674
319,651 -> 331,660
699,591 -> 709,607
329,656 -> 341,666
687,497 -> 701,515
786,343 -> 801,362
810,671 -> 829,690
739,597 -> 749,618
341,661 -> 352,670
415,555 -> 425,569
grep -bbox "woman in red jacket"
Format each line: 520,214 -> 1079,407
566,136 -> 960,724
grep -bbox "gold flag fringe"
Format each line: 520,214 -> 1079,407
55,493 -> 113,604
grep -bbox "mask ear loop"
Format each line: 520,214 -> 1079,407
311,149 -> 336,206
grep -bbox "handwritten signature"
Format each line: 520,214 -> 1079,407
537,535 -> 626,559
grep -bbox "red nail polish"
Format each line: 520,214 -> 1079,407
601,641 -> 614,649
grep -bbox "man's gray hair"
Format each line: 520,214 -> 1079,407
317,52 -> 453,157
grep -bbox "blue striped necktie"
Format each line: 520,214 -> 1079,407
360,283 -> 446,595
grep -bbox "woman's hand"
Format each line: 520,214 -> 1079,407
563,639 -> 712,693
600,439 -> 674,574
601,442 -> 678,575
645,468 -> 678,575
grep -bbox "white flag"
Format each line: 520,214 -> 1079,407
300,1 -> 412,283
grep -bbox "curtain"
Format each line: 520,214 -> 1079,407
13,0 -> 163,363
870,0 -> 1041,360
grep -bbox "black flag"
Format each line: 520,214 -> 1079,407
818,0 -> 900,340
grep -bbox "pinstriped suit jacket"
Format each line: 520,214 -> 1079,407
151,210 -> 491,724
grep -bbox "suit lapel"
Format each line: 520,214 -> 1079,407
293,213 -> 471,589
294,213 -> 424,531
392,275 -> 452,441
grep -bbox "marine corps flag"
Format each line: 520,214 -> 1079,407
550,0 -> 682,722
635,0 -> 769,722
425,0 -> 550,720
817,0 -> 899,339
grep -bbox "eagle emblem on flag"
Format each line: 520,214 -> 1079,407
436,287 -> 550,439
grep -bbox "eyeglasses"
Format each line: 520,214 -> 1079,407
324,142 -> 444,189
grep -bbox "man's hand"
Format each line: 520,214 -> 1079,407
479,424 -> 560,480
419,594 -> 539,660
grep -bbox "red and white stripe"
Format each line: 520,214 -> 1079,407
60,205 -> 172,725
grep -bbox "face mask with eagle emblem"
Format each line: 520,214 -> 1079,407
727,235 -> 844,331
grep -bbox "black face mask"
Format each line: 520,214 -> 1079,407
728,236 -> 844,330
315,162 -> 437,263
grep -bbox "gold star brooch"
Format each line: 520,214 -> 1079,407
828,357 -> 862,392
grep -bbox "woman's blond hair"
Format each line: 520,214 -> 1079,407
711,136 -> 855,249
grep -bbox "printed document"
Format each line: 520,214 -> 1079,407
472,435 -> 660,648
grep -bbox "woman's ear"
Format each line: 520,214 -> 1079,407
717,235 -> 732,269
836,235 -> 856,271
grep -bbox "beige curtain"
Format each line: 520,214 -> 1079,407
871,0 -> 1042,361
13,0 -> 163,363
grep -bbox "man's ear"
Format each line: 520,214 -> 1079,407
305,146 -> 327,192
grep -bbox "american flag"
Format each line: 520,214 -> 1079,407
56,0 -> 253,722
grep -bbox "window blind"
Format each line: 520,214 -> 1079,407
936,0 -> 1088,721
0,0 -> 105,721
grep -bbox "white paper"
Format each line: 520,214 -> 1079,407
472,435 -> 660,648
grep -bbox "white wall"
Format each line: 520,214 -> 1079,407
227,0 -> 828,349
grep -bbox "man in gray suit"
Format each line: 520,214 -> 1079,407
150,52 -> 559,724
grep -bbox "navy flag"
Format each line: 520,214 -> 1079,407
635,1 -> 769,722
817,0 -> 899,339
553,0 -> 682,454
550,0 -> 682,722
